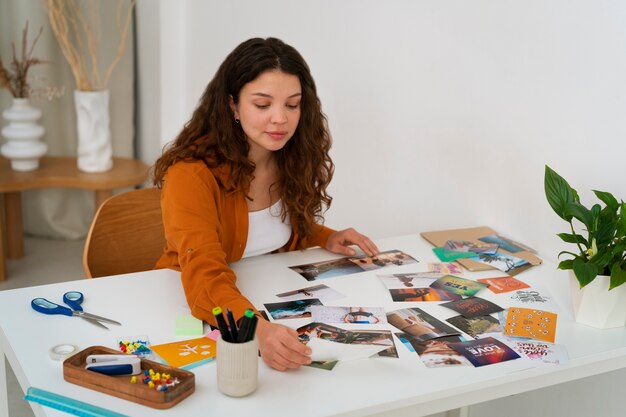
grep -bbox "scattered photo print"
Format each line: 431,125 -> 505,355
506,287 -> 559,311
440,297 -> 504,319
503,307 -> 557,343
478,234 -> 536,254
276,284 -> 345,302
428,262 -> 463,275
387,307 -> 460,342
430,275 -> 489,297
432,247 -> 477,262
289,257 -> 364,281
348,329 -> 398,358
448,337 -> 520,367
469,251 -> 530,275
389,287 -> 462,302
477,276 -> 530,294
446,315 -> 502,339
264,299 -> 323,320
505,338 -> 569,364
444,240 -> 498,255
396,333 -> 471,367
349,249 -> 418,271
378,273 -> 442,289
310,306 -> 387,324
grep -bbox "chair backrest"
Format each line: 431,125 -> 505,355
83,188 -> 165,278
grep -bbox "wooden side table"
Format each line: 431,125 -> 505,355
0,156 -> 150,281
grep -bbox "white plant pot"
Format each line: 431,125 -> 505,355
1,98 -> 47,171
74,90 -> 113,172
569,271 -> 626,329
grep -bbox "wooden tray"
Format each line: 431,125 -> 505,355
63,345 -> 195,409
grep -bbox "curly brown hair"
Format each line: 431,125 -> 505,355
152,37 -> 334,246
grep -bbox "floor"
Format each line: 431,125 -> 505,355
1,237 -> 85,417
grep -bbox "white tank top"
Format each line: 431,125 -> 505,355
241,200 -> 292,258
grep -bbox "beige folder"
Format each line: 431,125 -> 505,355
420,226 -> 542,274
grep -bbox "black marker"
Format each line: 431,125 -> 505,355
237,310 -> 256,343
225,308 -> 239,341
212,306 -> 233,342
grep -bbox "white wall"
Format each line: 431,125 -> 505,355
136,1 -> 626,415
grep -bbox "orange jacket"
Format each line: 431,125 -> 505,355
155,160 -> 335,326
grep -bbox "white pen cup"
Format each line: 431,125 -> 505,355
216,336 -> 259,397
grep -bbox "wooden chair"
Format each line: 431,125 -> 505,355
83,188 -> 165,278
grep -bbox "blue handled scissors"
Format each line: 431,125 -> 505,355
31,291 -> 121,330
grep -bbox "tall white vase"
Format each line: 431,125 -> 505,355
1,98 -> 47,171
74,90 -> 113,172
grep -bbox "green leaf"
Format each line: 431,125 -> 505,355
589,249 -> 613,270
593,190 -> 618,213
557,259 -> 574,270
609,262 -> 626,290
544,166 -> 578,221
563,202 -> 594,229
618,202 -> 626,237
612,243 -> 626,256
558,250 -> 581,258
572,258 -> 598,287
557,233 -> 588,245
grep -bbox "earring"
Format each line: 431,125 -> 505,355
234,118 -> 240,125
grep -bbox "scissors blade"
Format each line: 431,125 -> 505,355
76,311 -> 121,326
78,315 -> 110,330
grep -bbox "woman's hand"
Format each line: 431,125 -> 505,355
256,319 -> 311,371
326,227 -> 379,257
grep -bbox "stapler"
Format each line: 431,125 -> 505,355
84,354 -> 142,376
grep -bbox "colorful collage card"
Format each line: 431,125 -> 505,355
386,308 -> 460,342
378,273 -> 460,302
446,315 -> 502,339
441,297 -> 504,318
448,337 -> 520,367
378,273 -> 442,289
468,252 -> 530,275
428,262 -> 463,275
443,240 -> 499,255
477,276 -> 530,294
505,339 -> 569,364
264,299 -> 323,320
429,275 -> 489,297
348,249 -> 419,271
503,307 -> 558,343
310,306 -> 387,324
389,288 -> 462,302
478,234 -> 536,254
432,247 -> 477,262
506,287 -> 559,311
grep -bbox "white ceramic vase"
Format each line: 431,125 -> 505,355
74,90 -> 113,172
569,271 -> 626,329
0,98 -> 47,171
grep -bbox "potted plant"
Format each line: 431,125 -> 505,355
544,165 -> 626,328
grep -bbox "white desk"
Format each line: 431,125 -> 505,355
2,233 -> 626,417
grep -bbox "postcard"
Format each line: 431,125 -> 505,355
432,247 -> 477,262
446,315 -> 502,339
387,307 -> 460,342
448,337 -> 520,367
378,273 -> 441,289
468,251 -> 530,274
276,284 -> 345,302
151,336 -> 216,370
444,240 -> 499,255
441,297 -> 504,318
504,338 -> 569,364
310,306 -> 387,324
306,338 -> 390,362
264,299 -> 323,320
477,276 -> 530,294
348,329 -> 398,358
428,262 -> 463,275
506,286 -> 560,311
289,257 -> 364,281
396,333 -> 471,367
430,275 -> 489,297
349,249 -> 419,271
503,307 -> 558,343
389,288 -> 462,302
478,234 -> 536,254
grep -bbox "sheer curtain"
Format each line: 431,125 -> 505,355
0,0 -> 135,239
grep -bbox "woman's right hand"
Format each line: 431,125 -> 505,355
255,319 -> 312,371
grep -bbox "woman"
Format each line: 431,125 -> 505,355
152,37 -> 378,371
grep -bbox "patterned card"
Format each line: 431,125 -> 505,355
428,262 -> 462,275
151,336 -> 216,369
477,276 -> 530,294
504,338 -> 569,364
440,297 -> 504,318
503,307 -> 558,343
430,275 -> 489,297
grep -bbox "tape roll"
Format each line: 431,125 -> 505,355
49,344 -> 79,361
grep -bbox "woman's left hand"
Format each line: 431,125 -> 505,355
326,228 -> 379,257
